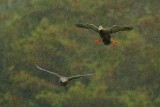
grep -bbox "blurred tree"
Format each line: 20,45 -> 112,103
0,0 -> 159,107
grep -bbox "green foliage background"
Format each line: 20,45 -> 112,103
0,0 -> 160,107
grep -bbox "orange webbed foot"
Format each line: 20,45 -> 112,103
95,39 -> 102,44
111,40 -> 117,46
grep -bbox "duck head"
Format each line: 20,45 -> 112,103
98,26 -> 103,30
59,77 -> 69,86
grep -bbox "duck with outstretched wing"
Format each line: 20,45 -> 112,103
75,23 -> 133,46
36,65 -> 94,86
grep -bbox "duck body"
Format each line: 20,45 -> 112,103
59,77 -> 69,86
99,29 -> 112,45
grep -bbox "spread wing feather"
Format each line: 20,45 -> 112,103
75,23 -> 99,33
68,73 -> 94,81
36,65 -> 61,77
109,25 -> 133,33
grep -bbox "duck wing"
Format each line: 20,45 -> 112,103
36,65 -> 61,78
68,73 -> 94,81
109,25 -> 133,33
75,23 -> 99,33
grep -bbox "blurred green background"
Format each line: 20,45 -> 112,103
0,0 -> 160,107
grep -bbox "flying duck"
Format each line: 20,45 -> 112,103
75,23 -> 133,46
36,65 -> 94,86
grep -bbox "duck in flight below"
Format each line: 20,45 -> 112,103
36,65 -> 94,86
75,23 -> 133,46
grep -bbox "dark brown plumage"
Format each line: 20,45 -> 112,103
75,23 -> 133,46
